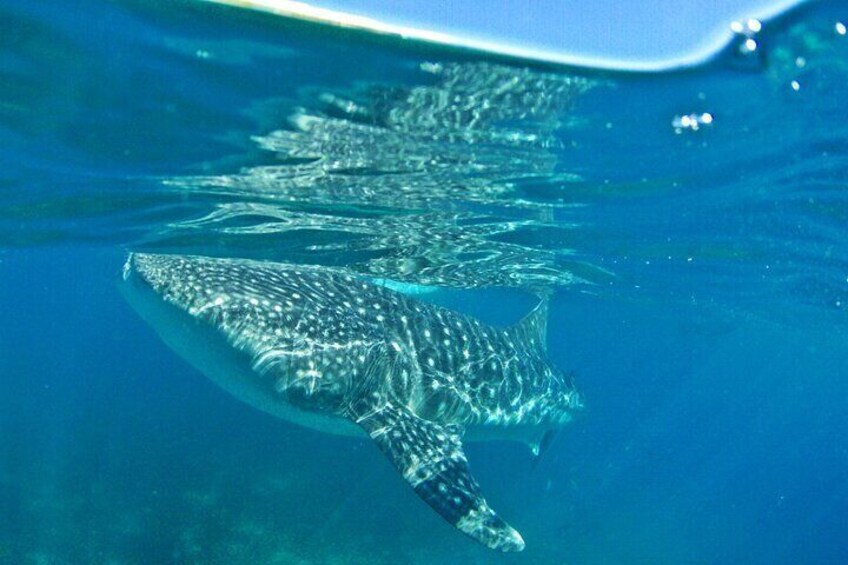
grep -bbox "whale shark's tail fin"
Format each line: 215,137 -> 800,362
349,401 -> 525,552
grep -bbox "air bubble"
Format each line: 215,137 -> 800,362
672,112 -> 714,133
730,17 -> 765,69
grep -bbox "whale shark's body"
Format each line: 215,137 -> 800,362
122,253 -> 581,551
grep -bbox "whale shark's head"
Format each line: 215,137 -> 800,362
120,253 -> 276,399
121,253 -> 372,422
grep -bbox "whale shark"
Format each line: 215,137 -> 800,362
121,252 -> 581,551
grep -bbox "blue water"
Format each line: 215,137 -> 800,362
1,1 -> 847,563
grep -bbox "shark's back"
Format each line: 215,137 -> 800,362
125,253 -> 577,426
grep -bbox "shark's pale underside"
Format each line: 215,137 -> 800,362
122,253 -> 581,551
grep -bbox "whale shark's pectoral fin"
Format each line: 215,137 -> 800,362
350,400 -> 525,552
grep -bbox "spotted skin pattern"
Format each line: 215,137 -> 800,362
123,253 -> 581,551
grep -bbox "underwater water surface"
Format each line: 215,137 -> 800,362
1,1 -> 847,563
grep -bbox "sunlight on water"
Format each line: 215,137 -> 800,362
0,1 -> 847,563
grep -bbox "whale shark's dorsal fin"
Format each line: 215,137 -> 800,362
349,400 -> 526,552
510,295 -> 549,354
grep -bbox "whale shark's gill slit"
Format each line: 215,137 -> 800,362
349,400 -> 525,552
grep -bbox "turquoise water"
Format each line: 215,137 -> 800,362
1,1 -> 847,563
